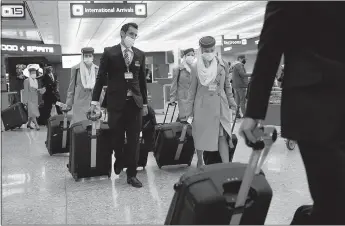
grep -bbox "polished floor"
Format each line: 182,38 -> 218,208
1,112 -> 313,224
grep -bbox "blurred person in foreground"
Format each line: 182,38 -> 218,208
89,22 -> 148,188
239,2 -> 345,225
169,48 -> 195,121
180,36 -> 237,167
65,47 -> 99,125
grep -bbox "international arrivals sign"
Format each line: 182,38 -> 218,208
70,3 -> 147,18
1,41 -> 62,56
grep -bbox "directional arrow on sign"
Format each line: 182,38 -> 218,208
20,46 -> 25,51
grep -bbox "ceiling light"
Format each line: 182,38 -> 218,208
137,1 -> 203,40
155,1 -> 255,42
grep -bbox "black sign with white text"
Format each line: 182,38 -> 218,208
1,41 -> 62,56
1,3 -> 25,19
70,3 -> 147,18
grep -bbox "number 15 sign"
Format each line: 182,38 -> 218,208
1,4 -> 25,19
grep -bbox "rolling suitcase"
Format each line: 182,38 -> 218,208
45,112 -> 72,155
203,106 -> 240,165
67,112 -> 112,181
165,126 -> 278,225
1,102 -> 28,130
154,103 -> 195,169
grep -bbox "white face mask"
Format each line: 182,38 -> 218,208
124,36 -> 135,48
84,57 -> 93,65
202,52 -> 215,62
185,56 -> 195,65
30,73 -> 36,79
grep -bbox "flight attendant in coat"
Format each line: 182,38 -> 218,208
65,47 -> 99,125
169,48 -> 195,120
181,36 -> 237,167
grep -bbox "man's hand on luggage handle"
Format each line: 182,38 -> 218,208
88,104 -> 97,116
239,118 -> 261,144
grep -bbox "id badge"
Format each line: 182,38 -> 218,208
135,61 -> 140,67
208,84 -> 217,91
124,72 -> 133,79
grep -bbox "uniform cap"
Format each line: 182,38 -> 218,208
81,47 -> 94,54
199,36 -> 216,48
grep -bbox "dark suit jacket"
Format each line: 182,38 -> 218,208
246,2 -> 345,143
92,44 -> 148,111
42,73 -> 60,102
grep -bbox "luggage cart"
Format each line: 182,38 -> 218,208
262,87 -> 296,150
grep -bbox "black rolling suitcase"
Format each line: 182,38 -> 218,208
46,112 -> 72,155
67,112 -> 112,181
1,102 -> 28,130
203,106 -> 240,165
154,103 -> 195,169
165,126 -> 278,225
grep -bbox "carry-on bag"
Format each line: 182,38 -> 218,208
1,102 -> 28,130
154,103 -> 195,169
67,112 -> 112,181
164,125 -> 278,225
45,110 -> 72,155
203,106 -> 240,165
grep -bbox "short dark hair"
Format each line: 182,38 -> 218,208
121,23 -> 138,33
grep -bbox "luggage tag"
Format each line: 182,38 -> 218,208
208,83 -> 217,92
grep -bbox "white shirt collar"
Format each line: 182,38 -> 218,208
120,43 -> 133,53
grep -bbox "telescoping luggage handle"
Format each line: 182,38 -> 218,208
163,103 -> 177,124
228,125 -> 278,225
86,111 -> 103,168
56,102 -> 69,149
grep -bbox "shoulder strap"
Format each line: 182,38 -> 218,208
176,69 -> 181,87
74,68 -> 79,94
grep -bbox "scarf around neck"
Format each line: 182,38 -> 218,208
79,56 -> 96,89
196,49 -> 218,86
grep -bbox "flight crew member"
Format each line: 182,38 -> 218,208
89,23 -> 148,188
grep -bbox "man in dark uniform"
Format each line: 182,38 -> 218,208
40,66 -> 62,124
89,22 -> 148,188
239,2 -> 345,224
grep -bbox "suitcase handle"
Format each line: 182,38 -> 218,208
229,125 -> 277,225
163,103 -> 177,124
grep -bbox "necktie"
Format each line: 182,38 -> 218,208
124,48 -> 130,67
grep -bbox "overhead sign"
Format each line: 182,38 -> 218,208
223,39 -> 248,46
1,41 -> 62,56
222,37 -> 260,54
1,3 -> 25,19
70,3 -> 147,18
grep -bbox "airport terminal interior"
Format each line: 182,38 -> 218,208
1,0 -> 313,225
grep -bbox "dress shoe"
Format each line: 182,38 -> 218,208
127,177 -> 143,188
113,162 -> 123,175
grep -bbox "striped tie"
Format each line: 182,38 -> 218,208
124,48 -> 130,67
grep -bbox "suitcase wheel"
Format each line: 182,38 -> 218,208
108,172 -> 111,178
73,173 -> 79,182
173,182 -> 182,191
286,139 -> 296,150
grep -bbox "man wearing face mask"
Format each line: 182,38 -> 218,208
231,55 -> 251,118
89,23 -> 148,188
169,48 -> 195,122
181,36 -> 237,167
65,47 -> 99,125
